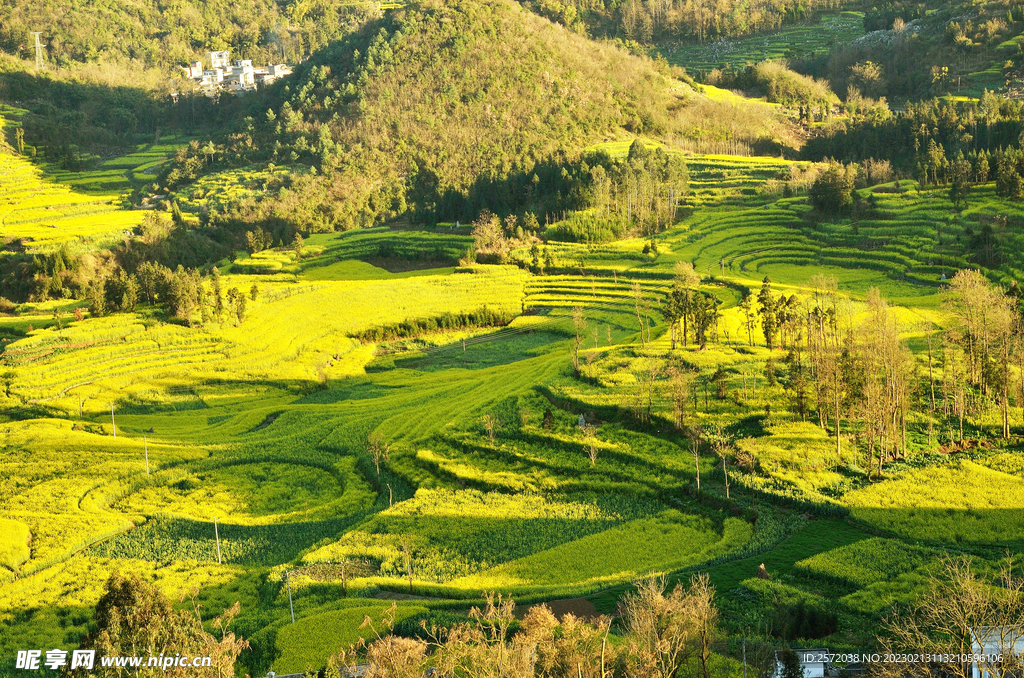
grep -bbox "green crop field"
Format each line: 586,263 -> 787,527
4,6 -> 1024,670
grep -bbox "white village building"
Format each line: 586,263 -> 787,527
183,50 -> 293,96
971,627 -> 1024,678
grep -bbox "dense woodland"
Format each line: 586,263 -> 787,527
796,0 -> 1024,101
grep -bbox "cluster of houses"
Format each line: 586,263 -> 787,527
184,50 -> 293,96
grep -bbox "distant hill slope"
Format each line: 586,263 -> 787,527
167,0 -> 794,230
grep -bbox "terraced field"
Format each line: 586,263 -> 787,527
0,150 -> 143,247
3,146 -> 1024,676
4,266 -> 529,408
0,109 -> 193,248
663,12 -> 865,74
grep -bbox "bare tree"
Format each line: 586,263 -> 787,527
945,270 -> 1017,438
857,288 -> 914,478
481,414 -> 498,445
367,432 -> 390,476
585,350 -> 599,380
619,574 -> 718,678
332,602 -> 426,678
808,274 -> 848,458
581,423 -> 600,467
430,592 -> 537,678
401,539 -> 414,594
632,281 -> 648,347
710,429 -> 733,500
687,426 -> 703,494
572,305 -> 588,375
874,556 -> 1024,678
523,604 -> 613,678
668,363 -> 696,431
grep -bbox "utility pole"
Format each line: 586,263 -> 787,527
286,571 -> 295,623
144,436 -> 149,475
30,32 -> 44,71
742,638 -> 747,678
213,518 -> 222,564
111,404 -> 116,439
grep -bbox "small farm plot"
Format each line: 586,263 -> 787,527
793,537 -> 942,588
451,512 -> 751,593
842,460 -> 1024,545
663,12 -> 865,74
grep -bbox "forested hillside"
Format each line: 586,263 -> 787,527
793,0 -> 1024,100
0,0 -> 374,72
160,0 -> 795,232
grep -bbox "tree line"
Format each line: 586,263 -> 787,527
519,0 -> 846,44
350,307 -> 515,343
88,263 -> 253,327
804,92 -> 1024,178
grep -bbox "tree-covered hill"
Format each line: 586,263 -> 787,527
166,0 -> 795,231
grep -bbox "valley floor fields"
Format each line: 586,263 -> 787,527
1,132 -> 1024,677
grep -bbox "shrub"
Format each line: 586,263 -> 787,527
809,162 -> 854,214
